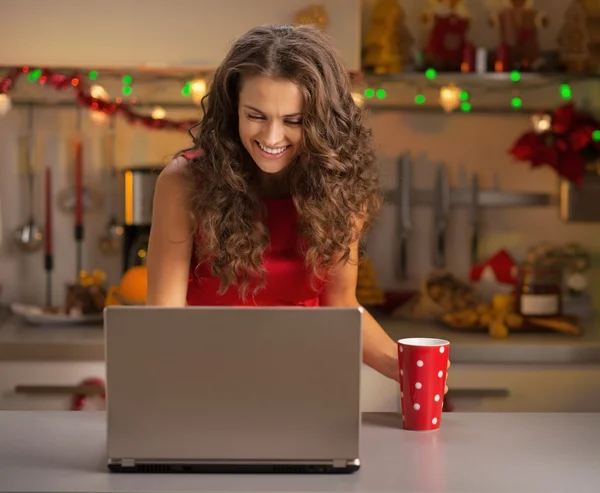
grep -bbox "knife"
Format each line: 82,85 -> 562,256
396,154 -> 412,280
432,164 -> 450,269
469,173 -> 480,266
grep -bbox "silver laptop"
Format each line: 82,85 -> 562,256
104,305 -> 362,474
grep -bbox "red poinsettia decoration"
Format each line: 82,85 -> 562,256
509,103 -> 600,185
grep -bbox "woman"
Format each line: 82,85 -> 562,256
147,24 -> 447,387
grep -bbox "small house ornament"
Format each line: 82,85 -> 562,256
557,0 -> 600,73
489,0 -> 549,71
422,0 -> 473,71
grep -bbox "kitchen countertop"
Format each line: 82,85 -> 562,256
0,411 -> 598,493
1,306 -> 600,364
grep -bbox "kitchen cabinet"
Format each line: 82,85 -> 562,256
0,362 -> 105,411
2,360 -> 600,412
361,363 -> 600,413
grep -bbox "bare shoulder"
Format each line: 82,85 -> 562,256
154,156 -> 197,208
157,155 -> 190,188
151,156 -> 195,241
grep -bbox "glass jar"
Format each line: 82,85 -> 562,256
517,262 -> 562,317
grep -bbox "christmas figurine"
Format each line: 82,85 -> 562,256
363,0 -> 414,74
489,0 -> 549,71
557,0 -> 600,74
294,4 -> 328,31
422,0 -> 474,72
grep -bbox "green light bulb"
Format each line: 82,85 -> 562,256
425,68 -> 437,80
560,84 -> 572,100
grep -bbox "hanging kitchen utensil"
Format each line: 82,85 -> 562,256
12,104 -> 43,253
395,154 -> 412,280
44,162 -> 54,307
469,172 -> 480,267
99,118 -> 123,255
432,163 -> 450,269
74,107 -> 84,276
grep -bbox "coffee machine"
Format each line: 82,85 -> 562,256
121,167 -> 161,273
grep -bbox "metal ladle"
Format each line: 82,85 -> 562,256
13,105 -> 43,253
98,119 -> 123,255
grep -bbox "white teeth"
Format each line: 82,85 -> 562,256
258,142 -> 287,155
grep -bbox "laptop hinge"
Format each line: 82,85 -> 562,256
120,459 -> 135,468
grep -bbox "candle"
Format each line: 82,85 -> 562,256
461,43 -> 475,73
74,138 -> 83,226
476,48 -> 487,74
44,166 -> 52,255
495,44 -> 508,72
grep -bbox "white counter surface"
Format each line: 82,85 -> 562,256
0,411 -> 598,493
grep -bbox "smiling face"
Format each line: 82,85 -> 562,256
238,75 -> 304,178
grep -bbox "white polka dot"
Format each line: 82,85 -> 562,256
400,369 -> 403,376
413,403 -> 420,411
438,370 -> 444,378
434,394 -> 440,402
432,417 -> 438,425
416,360 -> 424,367
440,347 -> 445,353
415,382 -> 422,389
400,346 -> 403,352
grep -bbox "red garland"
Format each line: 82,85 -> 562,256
509,103 -> 600,186
0,67 -> 198,132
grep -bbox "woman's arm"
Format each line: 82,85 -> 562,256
319,237 -> 399,382
145,157 -> 195,306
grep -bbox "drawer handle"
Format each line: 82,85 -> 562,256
447,388 -> 510,398
14,383 -> 104,396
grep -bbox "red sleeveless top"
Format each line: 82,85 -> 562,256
182,152 -> 323,307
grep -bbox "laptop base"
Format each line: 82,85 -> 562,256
107,459 -> 360,474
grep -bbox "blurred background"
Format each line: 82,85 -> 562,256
1,0 -> 600,414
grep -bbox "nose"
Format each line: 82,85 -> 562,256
262,121 -> 285,146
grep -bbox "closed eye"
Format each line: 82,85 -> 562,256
247,114 -> 265,121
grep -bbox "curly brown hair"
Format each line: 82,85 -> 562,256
182,24 -> 383,300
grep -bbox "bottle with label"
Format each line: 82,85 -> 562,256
517,262 -> 562,317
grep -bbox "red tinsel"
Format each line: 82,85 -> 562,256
509,103 -> 600,186
0,67 -> 198,132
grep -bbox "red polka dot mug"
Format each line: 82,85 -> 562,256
398,338 -> 450,431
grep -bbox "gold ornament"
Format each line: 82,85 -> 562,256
557,0 -> 600,74
295,5 -> 328,30
530,113 -> 551,133
439,83 -> 461,112
363,0 -> 414,74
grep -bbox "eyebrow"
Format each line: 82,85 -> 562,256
243,105 -> 302,118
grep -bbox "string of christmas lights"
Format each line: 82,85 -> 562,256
0,66 -> 202,131
361,68 -> 585,113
